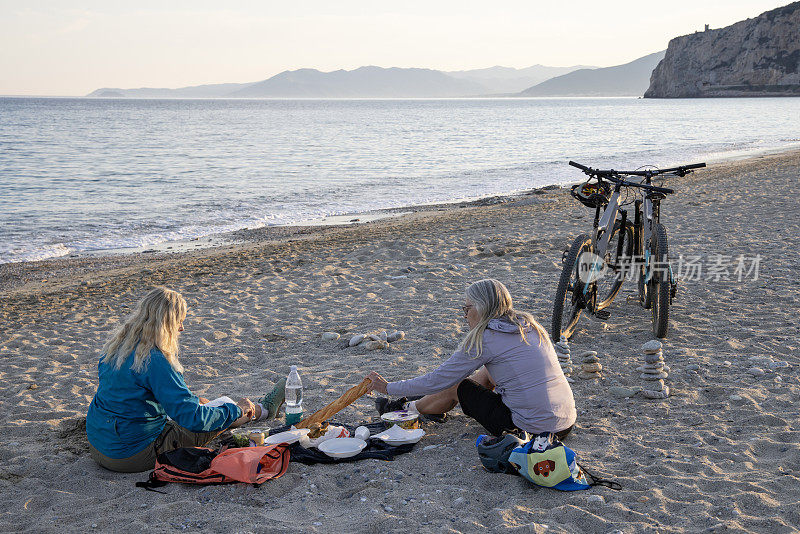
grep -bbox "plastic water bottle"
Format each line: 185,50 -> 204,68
285,365 -> 303,425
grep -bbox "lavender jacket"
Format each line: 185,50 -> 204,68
386,319 -> 576,434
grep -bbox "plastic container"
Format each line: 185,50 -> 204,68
285,365 -> 304,425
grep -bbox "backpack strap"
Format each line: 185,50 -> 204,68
577,462 -> 622,491
135,472 -> 169,494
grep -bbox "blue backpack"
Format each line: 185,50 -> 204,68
477,432 -> 620,491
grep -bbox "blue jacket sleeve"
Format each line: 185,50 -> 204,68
142,351 -> 242,432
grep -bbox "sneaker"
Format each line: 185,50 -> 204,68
375,396 -> 408,415
259,378 -> 286,420
375,396 -> 447,422
419,412 -> 448,424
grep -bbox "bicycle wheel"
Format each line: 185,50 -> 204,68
596,221 -> 634,310
650,223 -> 671,338
551,234 -> 591,341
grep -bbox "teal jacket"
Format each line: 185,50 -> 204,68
86,348 -> 241,459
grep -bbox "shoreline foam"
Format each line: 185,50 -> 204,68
4,135 -> 800,266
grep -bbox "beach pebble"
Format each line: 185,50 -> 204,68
423,445 -> 439,451
722,360 -> 732,366
587,495 -> 605,504
640,372 -> 669,380
387,330 -> 405,343
642,340 -> 663,353
770,360 -> 789,369
365,340 -> 388,351
685,363 -> 700,371
349,334 -> 367,347
578,371 -> 602,380
747,367 -> 765,377
748,356 -> 773,366
609,386 -> 641,398
579,350 -> 598,358
582,362 -> 602,373
321,332 -> 340,341
644,352 -> 664,364
637,363 -> 665,372
642,387 -> 670,399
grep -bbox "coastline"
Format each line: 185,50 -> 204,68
5,96 -> 800,267
2,144 -> 798,296
1,148 -> 800,531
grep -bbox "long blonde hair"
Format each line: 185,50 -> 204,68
101,287 -> 187,373
458,279 -> 551,357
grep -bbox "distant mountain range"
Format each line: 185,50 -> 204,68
519,51 -> 666,97
87,64 -> 592,98
87,53 -> 664,98
445,64 -> 595,93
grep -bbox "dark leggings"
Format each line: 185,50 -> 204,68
457,378 -> 574,439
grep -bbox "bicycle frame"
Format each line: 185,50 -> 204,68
582,186 -> 622,298
584,182 -> 664,302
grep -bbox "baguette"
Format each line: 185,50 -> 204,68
295,378 -> 372,429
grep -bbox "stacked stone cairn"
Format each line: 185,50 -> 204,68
578,350 -> 602,380
639,340 -> 670,399
555,336 -> 574,382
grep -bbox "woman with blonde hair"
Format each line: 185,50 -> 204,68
367,279 -> 576,439
87,286 -> 285,473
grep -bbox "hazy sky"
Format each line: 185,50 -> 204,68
1,0 -> 793,95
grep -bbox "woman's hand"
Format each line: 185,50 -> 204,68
236,397 -> 256,420
366,371 -> 389,395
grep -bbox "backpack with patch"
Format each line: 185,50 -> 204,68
477,432 -> 620,491
137,444 -> 290,491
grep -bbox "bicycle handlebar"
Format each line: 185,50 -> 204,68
568,160 -> 707,194
568,160 -> 591,172
604,174 -> 674,194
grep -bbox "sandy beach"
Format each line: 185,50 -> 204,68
1,149 -> 799,533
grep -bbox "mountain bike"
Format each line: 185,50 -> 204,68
551,160 -> 706,340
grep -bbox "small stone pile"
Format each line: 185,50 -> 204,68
639,340 -> 670,399
578,350 -> 602,380
554,336 -> 574,382
344,330 -> 405,350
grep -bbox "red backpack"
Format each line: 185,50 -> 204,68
137,444 -> 290,491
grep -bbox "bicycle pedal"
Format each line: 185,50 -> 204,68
595,310 -> 611,320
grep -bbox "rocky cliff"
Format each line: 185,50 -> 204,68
645,2 -> 800,98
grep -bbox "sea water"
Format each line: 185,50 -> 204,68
2,96 -> 799,264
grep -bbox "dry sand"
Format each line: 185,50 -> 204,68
1,150 -> 799,533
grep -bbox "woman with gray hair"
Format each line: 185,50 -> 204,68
367,279 -> 576,439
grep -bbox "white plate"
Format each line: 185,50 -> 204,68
317,437 -> 367,458
264,428 -> 310,445
374,424 -> 425,445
